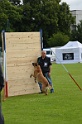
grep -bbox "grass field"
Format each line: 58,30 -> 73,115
2,63 -> 82,124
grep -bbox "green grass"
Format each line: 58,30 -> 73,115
2,63 -> 82,124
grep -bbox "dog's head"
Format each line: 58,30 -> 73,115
32,63 -> 38,67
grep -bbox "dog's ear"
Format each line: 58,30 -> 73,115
35,63 -> 38,66
32,63 -> 38,66
32,63 -> 34,66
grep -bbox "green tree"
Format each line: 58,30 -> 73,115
21,3 -> 35,31
58,2 -> 75,35
23,0 -> 61,47
0,0 -> 75,47
23,0 -> 74,47
9,0 -> 21,5
48,32 -> 69,47
0,0 -> 23,46
0,0 -> 23,32
70,20 -> 82,43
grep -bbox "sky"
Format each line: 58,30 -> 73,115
61,0 -> 82,10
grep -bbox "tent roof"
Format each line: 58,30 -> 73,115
58,41 -> 82,49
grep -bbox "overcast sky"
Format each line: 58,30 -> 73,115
61,0 -> 82,10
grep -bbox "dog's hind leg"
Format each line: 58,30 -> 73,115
42,85 -> 48,95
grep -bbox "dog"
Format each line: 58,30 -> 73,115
30,63 -> 52,95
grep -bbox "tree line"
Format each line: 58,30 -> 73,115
0,0 -> 82,47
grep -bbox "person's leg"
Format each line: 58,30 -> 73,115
44,73 -> 54,93
0,112 -> 4,124
0,94 -> 4,124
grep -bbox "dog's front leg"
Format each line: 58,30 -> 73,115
30,74 -> 34,78
30,74 -> 37,83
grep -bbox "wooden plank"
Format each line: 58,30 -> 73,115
5,32 -> 41,97
8,80 -> 39,90
6,57 -> 38,63
6,58 -> 37,67
8,78 -> 37,85
7,68 -> 34,80
8,88 -> 40,97
6,49 -> 41,58
6,32 -> 40,44
8,81 -> 39,90
6,57 -> 37,68
6,42 -> 41,51
7,87 -> 40,97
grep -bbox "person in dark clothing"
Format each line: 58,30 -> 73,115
37,50 -> 54,93
0,64 -> 4,124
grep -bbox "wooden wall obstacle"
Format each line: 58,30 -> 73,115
2,31 -> 42,97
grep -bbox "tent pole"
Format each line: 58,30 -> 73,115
50,49 -> 82,91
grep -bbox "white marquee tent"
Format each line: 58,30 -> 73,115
55,41 -> 82,64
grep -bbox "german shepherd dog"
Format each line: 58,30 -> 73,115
30,63 -> 52,95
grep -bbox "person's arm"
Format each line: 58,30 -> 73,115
49,65 -> 52,76
0,65 -> 4,91
37,57 -> 41,65
48,57 -> 52,76
37,58 -> 39,64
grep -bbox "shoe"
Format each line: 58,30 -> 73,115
50,89 -> 54,93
